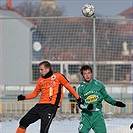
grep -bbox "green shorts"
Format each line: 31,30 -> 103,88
78,111 -> 107,133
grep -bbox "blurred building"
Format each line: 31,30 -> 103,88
117,6 -> 133,19
0,9 -> 33,85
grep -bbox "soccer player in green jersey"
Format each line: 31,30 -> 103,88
78,65 -> 126,133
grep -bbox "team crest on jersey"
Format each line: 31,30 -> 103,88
51,74 -> 56,80
85,95 -> 98,103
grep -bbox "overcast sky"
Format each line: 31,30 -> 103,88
1,0 -> 132,17
56,0 -> 132,17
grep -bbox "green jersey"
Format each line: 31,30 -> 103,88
78,79 -> 116,111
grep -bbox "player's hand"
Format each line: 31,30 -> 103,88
87,103 -> 93,110
17,94 -> 25,101
77,97 -> 84,104
77,98 -> 93,110
130,123 -> 133,130
78,103 -> 93,110
77,97 -> 84,110
114,101 -> 126,107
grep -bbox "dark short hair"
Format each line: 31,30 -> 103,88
39,61 -> 51,69
80,65 -> 93,75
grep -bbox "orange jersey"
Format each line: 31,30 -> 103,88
25,72 -> 79,107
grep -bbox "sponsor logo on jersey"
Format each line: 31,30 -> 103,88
84,91 -> 98,96
85,95 -> 98,103
41,81 -> 56,88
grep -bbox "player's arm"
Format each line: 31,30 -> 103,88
100,85 -> 126,107
63,82 -> 88,109
58,73 -> 86,108
17,81 -> 41,101
58,73 -> 79,99
64,82 -> 79,99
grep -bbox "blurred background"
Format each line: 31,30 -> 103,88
0,0 -> 132,132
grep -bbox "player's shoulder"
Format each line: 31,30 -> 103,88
53,72 -> 68,80
37,76 -> 43,80
93,79 -> 104,86
53,72 -> 64,77
36,77 -> 44,84
77,82 -> 84,89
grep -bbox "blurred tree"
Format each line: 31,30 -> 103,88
14,2 -> 65,17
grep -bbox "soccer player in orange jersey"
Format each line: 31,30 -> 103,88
16,61 -> 83,133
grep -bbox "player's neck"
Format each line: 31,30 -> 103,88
84,78 -> 92,83
42,69 -> 53,78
